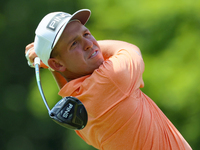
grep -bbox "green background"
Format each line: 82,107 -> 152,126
0,0 -> 199,149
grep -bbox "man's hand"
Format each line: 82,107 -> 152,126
25,42 -> 48,68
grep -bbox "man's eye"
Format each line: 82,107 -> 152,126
84,33 -> 90,37
71,41 -> 77,47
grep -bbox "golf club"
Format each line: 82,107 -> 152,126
34,57 -> 88,130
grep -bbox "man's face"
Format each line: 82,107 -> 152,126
53,21 -> 104,78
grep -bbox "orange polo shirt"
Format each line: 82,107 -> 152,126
59,49 -> 192,150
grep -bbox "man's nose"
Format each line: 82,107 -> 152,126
84,38 -> 93,51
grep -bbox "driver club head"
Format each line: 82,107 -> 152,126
49,96 -> 88,130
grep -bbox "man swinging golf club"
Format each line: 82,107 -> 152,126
25,9 -> 192,150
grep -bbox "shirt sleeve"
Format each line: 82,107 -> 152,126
100,48 -> 145,94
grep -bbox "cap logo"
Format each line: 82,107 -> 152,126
47,13 -> 70,31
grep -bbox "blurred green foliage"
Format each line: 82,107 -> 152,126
0,0 -> 199,149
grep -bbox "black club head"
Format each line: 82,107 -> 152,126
49,96 -> 88,130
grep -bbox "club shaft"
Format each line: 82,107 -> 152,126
34,58 -> 51,113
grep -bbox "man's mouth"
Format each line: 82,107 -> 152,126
91,51 -> 97,56
89,50 -> 98,59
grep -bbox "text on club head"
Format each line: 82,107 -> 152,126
62,103 -> 73,118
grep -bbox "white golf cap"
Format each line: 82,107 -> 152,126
34,9 -> 91,68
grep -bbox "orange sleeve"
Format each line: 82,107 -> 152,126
102,49 -> 144,92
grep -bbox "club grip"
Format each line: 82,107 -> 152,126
34,57 -> 41,65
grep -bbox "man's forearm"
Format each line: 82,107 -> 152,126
98,40 -> 141,60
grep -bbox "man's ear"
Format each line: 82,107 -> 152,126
48,58 -> 66,72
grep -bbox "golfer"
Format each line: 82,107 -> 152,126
25,9 -> 192,150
